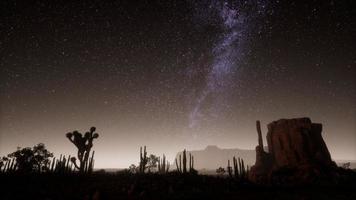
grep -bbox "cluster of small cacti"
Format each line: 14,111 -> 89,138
66,127 -> 98,173
139,146 -> 148,173
0,153 -> 94,174
227,156 -> 249,179
175,149 -> 196,174
157,154 -> 169,174
48,154 -> 74,173
1,157 -> 17,173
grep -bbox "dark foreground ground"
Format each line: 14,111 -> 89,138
1,172 -> 356,200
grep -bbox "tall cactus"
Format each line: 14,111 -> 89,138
238,157 -> 242,178
179,154 -> 182,172
139,146 -> 148,173
66,127 -> 98,173
175,149 -> 196,174
241,158 -> 245,177
229,156 -> 247,179
182,149 -> 187,173
233,156 -> 238,178
227,160 -> 232,178
189,153 -> 195,173
189,153 -> 192,171
175,157 -> 180,173
158,154 -> 169,174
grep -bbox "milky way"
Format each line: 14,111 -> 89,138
1,0 -> 355,167
189,0 -> 267,129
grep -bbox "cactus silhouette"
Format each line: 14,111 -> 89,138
229,156 -> 247,179
175,149 -> 196,174
158,154 -> 169,174
227,160 -> 232,178
139,146 -> 148,173
183,149 -> 187,173
66,127 -> 98,173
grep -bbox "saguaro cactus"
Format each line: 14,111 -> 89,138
66,127 -> 98,173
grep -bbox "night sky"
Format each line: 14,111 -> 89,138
1,0 -> 355,168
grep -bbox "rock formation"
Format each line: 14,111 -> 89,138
249,118 -> 338,184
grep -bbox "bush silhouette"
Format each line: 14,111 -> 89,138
7,143 -> 53,173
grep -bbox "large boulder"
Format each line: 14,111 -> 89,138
249,118 -> 339,184
266,118 -> 334,168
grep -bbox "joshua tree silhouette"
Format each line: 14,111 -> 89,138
66,127 -> 98,173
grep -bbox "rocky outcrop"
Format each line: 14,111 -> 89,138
249,118 -> 338,184
266,118 -> 334,168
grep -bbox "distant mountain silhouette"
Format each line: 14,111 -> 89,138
174,145 -> 266,170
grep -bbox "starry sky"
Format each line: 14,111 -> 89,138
1,0 -> 355,168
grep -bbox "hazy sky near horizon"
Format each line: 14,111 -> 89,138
1,0 -> 355,168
